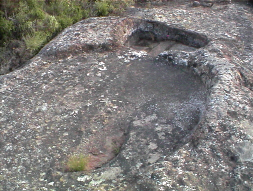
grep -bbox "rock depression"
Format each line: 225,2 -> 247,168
1,1 -> 253,190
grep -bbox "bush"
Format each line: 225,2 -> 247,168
14,0 -> 89,53
0,12 -> 14,45
0,0 -> 20,17
23,31 -> 49,54
108,0 -> 134,15
95,0 -> 110,16
94,0 -> 134,16
56,15 -> 73,30
45,15 -> 60,33
30,7 -> 46,20
15,1 -> 34,35
0,0 -> 133,49
0,0 -> 134,74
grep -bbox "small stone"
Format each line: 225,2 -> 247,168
106,108 -> 112,113
148,142 -> 158,150
192,1 -> 201,7
148,153 -> 160,164
202,2 -> 213,7
48,182 -> 54,186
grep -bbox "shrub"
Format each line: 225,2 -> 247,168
0,0 -> 135,73
95,0 -> 110,16
0,0 -> 133,48
26,0 -> 39,10
30,7 -> 46,20
56,14 -> 74,30
0,11 -> 14,45
94,0 -> 134,16
23,31 -> 49,54
15,1 -> 34,35
108,0 -> 134,15
0,0 -> 20,17
45,0 -> 88,29
45,15 -> 60,33
65,154 -> 89,172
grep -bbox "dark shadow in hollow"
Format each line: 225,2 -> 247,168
126,20 -> 209,48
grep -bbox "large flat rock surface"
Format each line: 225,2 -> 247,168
1,1 -> 253,190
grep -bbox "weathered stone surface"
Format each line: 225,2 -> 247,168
0,40 -> 32,75
1,1 -> 253,190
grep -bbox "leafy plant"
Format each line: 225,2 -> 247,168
65,154 -> 89,172
23,31 -> 49,54
108,0 -> 134,15
95,0 -> 110,16
94,0 -> 134,16
0,11 -> 14,45
0,0 -> 135,73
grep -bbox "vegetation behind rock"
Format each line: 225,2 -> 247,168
0,0 -> 134,74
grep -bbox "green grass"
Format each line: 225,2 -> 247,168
65,154 -> 89,172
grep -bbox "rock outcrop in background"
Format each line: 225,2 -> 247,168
1,1 -> 253,190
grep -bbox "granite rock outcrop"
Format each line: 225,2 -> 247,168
1,1 -> 253,190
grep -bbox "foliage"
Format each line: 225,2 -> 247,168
46,0 -> 89,28
23,31 -> 49,53
0,11 -> 14,45
65,154 -> 89,172
95,0 -> 110,16
94,0 -> 134,16
0,0 -> 90,50
108,0 -> 134,15
0,0 -> 135,71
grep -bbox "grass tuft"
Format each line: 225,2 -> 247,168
65,154 -> 89,172
23,31 -> 49,54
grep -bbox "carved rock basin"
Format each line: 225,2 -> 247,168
0,3 -> 251,189
0,17 -> 218,190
